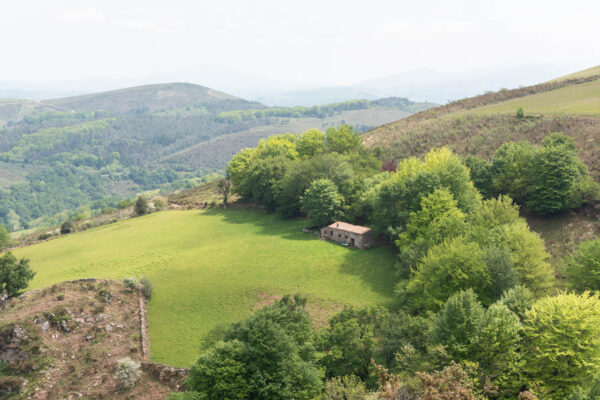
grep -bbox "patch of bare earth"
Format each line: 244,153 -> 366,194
0,280 -> 180,399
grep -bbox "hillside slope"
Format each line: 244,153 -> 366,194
11,209 -> 397,366
364,66 -> 600,173
0,280 -> 182,399
0,82 -> 434,233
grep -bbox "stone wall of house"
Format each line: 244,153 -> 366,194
319,227 -> 374,249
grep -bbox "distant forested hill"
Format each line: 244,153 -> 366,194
0,83 -> 434,231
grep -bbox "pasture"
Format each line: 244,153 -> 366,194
12,209 -> 397,366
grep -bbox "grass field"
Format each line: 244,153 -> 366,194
467,78 -> 600,116
11,209 -> 397,366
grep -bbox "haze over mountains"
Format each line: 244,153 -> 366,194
0,63 -> 572,106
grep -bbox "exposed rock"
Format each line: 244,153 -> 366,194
41,321 -> 50,332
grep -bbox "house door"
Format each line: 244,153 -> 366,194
351,238 -> 355,246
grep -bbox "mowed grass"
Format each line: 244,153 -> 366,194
11,209 -> 397,366
466,79 -> 600,116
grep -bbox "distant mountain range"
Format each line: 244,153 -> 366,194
0,64 -> 573,106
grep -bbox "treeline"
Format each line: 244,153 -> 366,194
215,97 -> 412,123
197,128 -> 600,399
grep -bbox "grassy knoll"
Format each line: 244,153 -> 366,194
11,209 -> 397,366
468,78 -> 600,115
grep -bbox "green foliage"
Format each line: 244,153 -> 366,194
134,196 -> 149,216
140,277 -> 153,300
188,295 -> 323,400
0,252 -> 35,297
60,220 -> 75,234
297,129 -> 325,158
319,307 -> 387,389
368,147 -> 480,237
319,375 -> 368,400
499,285 -> 535,320
464,155 -> 494,199
516,107 -> 525,118
429,289 -> 485,361
567,239 -> 600,291
405,237 -> 490,311
483,245 -> 519,302
187,340 -> 249,400
396,189 -> 466,274
325,125 -> 362,154
522,292 -> 600,399
0,224 -> 10,249
301,179 -> 344,226
490,141 -> 536,203
114,357 -> 142,390
123,277 -> 137,291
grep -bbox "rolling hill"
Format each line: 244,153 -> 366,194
363,65 -> 600,265
0,83 -> 434,232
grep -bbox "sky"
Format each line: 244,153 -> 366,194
1,0 -> 599,85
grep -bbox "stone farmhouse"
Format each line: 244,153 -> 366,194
320,221 -> 375,249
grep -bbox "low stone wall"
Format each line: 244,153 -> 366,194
141,362 -> 189,390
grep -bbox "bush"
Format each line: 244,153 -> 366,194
114,357 -> 142,390
0,224 -> 11,250
140,277 -> 153,300
320,375 -> 368,400
60,220 -> 75,234
167,392 -> 204,400
567,239 -> 600,291
123,277 -> 137,292
516,107 -> 525,118
134,196 -> 149,216
0,252 -> 36,297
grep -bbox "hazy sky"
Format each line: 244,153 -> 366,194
1,0 -> 598,85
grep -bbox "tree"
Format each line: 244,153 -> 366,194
325,125 -> 362,154
319,307 -> 387,389
499,285 -> 535,320
134,196 -> 149,216
0,252 -> 36,297
187,340 -> 249,400
483,245 -> 519,302
429,289 -> 485,361
227,148 -> 257,199
368,147 -> 480,237
464,155 -> 494,199
60,220 -> 75,234
490,141 -> 535,203
522,292 -> 600,399
301,179 -> 344,226
188,295 -> 323,400
567,239 -> 600,291
0,224 -> 11,249
396,189 -> 466,274
297,128 -> 325,158
217,174 -> 231,208
405,237 -> 491,311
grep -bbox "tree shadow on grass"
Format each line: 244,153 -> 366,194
198,208 -> 317,241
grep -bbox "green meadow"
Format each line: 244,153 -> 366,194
11,209 -> 397,366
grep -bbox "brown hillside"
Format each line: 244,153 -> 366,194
0,280 -> 185,399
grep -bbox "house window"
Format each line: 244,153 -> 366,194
330,231 -> 333,236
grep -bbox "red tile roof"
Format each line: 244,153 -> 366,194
327,221 -> 371,235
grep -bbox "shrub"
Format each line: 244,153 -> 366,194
123,277 -> 137,292
140,277 -> 153,300
134,196 -> 149,216
167,392 -> 204,400
516,107 -> 525,118
60,220 -> 75,234
320,375 -> 368,400
567,239 -> 600,291
0,224 -> 11,250
114,357 -> 142,390
152,197 -> 167,210
0,252 -> 36,297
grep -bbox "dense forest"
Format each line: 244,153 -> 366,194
170,126 -> 600,400
0,85 -> 429,231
